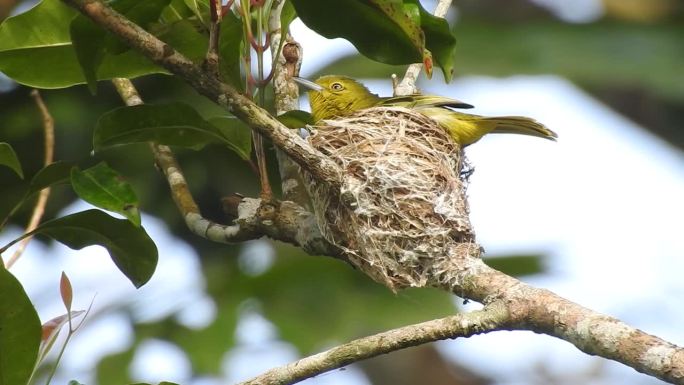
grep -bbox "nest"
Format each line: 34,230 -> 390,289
304,107 -> 479,291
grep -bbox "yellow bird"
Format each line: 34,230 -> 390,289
294,75 -> 557,146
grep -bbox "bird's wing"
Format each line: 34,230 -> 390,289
379,94 -> 474,110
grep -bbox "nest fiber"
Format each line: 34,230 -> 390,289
305,107 -> 478,290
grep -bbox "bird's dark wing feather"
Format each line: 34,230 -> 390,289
379,95 -> 474,110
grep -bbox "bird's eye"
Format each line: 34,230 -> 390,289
330,82 -> 344,91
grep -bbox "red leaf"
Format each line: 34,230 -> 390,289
60,272 -> 73,311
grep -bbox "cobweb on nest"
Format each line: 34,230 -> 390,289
305,107 -> 479,291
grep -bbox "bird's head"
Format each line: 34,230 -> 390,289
294,75 -> 380,121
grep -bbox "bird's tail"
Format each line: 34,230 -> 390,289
485,116 -> 558,141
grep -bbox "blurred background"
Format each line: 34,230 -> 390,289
1,0 -> 683,384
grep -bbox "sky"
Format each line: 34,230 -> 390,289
3,1 -> 684,384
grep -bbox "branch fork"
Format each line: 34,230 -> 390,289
67,1 -> 684,384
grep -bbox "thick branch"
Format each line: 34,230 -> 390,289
111,78 -> 336,253
238,301 -> 511,385
67,3 -> 684,384
433,255 -> 684,384
63,0 -> 340,189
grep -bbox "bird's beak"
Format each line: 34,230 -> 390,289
292,77 -> 324,91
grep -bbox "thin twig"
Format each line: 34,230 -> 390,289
63,0 -> 342,189
109,78 -> 334,250
394,0 -> 453,96
204,0 -> 222,77
253,1 -> 273,201
110,78 -> 246,242
5,90 -> 55,269
59,3 -> 684,384
238,302 -> 511,385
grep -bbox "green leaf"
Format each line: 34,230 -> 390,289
105,0 -> 174,54
218,11 -> 243,89
414,0 -> 456,82
0,0 -> 207,88
94,103 -> 252,159
184,0 -> 210,26
32,210 -> 158,288
0,0 -> 79,88
0,161 -> 73,230
368,0 -> 432,77
0,267 -> 42,385
207,116 -> 252,160
70,163 -> 141,226
276,110 -> 314,129
281,0 -> 297,33
161,0 -> 195,23
70,15 -> 106,94
28,161 -> 75,196
290,0 -> 457,81
0,142 -> 23,179
70,0 -> 173,93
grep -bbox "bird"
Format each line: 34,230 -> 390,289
293,75 -> 557,146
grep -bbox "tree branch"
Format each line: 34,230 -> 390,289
111,78 -> 336,254
63,0 -> 341,190
431,254 -> 684,384
4,90 -> 54,269
238,301 -> 511,385
64,2 -> 684,384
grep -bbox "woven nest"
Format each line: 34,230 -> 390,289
304,107 -> 479,291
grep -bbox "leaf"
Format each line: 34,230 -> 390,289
0,267 -> 42,385
0,0 -> 81,88
218,11 -> 243,89
70,0 -> 173,93
104,0 -> 174,54
414,0 -> 456,81
0,0 -> 207,88
94,103 -> 252,159
70,163 -> 141,226
38,311 -> 84,364
32,210 -> 158,288
28,161 -> 75,196
276,110 -> 314,129
368,0 -> 432,77
70,16 -> 106,94
290,0 -> 457,81
281,0 -> 297,32
0,142 -> 23,178
60,272 -> 73,311
184,0 -> 210,26
207,116 -> 252,160
161,0 -> 196,23
0,161 -> 74,226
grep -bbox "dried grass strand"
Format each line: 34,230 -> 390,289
305,107 -> 478,290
